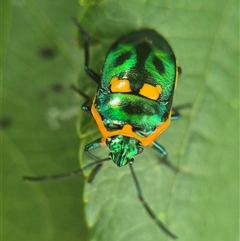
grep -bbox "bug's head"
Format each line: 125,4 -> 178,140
106,135 -> 143,167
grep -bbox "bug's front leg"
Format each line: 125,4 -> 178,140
73,18 -> 101,84
84,137 -> 107,182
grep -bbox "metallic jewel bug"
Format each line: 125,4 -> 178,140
24,19 -> 190,239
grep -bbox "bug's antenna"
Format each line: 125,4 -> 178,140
129,162 -> 178,239
22,157 -> 111,182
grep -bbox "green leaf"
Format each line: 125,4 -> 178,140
76,1 -> 239,241
2,0 -> 88,241
3,1 -> 238,241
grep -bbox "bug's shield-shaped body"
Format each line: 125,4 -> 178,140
91,29 -> 179,166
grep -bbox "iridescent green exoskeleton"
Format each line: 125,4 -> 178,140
76,22 -> 183,239
23,19 -> 189,239
85,28 -> 182,168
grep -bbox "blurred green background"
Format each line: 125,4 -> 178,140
2,0 -> 238,241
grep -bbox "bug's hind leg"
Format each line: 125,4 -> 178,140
73,18 -> 100,84
152,141 -> 179,173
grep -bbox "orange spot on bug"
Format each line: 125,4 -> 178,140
110,76 -> 132,93
139,84 -> 162,100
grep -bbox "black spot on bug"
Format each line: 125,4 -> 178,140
39,47 -> 56,59
135,42 -> 152,67
153,56 -> 165,74
51,83 -> 64,93
121,101 -> 156,116
115,51 -> 131,66
0,117 -> 12,129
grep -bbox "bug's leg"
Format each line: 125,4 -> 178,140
152,141 -> 179,173
170,111 -> 181,121
73,18 -> 100,84
71,85 -> 91,113
22,157 -> 110,182
87,163 -> 103,183
84,137 -> 106,160
129,162 -> 177,239
178,66 -> 182,77
84,137 -> 107,182
171,103 -> 191,120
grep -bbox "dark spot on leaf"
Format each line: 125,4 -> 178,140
0,117 -> 12,129
51,83 -> 64,93
37,90 -> 47,100
39,47 -> 56,59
